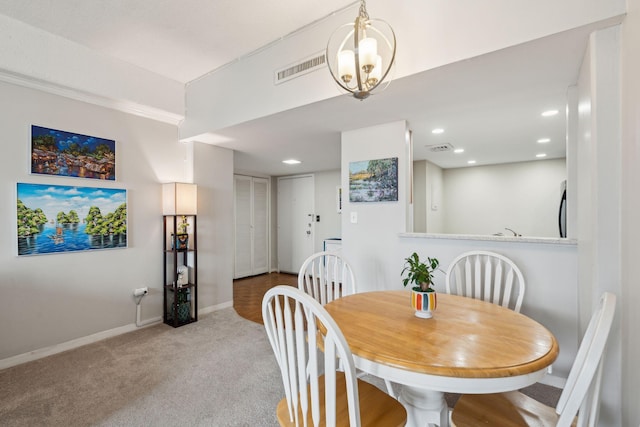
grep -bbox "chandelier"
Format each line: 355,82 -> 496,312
326,0 -> 396,100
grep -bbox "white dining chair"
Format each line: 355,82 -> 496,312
445,250 -> 526,312
298,251 -> 397,398
298,251 -> 356,305
262,285 -> 407,427
450,292 -> 617,427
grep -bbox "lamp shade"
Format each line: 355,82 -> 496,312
163,182 -> 197,215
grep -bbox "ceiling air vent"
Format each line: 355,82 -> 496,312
275,51 -> 326,85
426,143 -> 454,152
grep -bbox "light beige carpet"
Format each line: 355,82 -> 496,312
0,308 -> 283,426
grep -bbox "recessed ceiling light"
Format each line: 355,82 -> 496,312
454,148 -> 465,154
282,159 -> 301,165
537,138 -> 551,143
467,160 -> 476,164
431,128 -> 444,134
536,153 -> 547,158
541,110 -> 559,117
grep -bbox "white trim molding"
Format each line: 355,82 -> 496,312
0,68 -> 184,126
199,300 -> 233,316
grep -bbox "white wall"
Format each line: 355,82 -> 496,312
412,161 -> 427,233
413,160 -> 445,234
0,80 -> 188,363
620,1 -> 640,425
442,159 -> 566,237
193,144 -> 234,311
426,161 -> 444,233
575,26 -> 623,426
576,28 -> 596,342
313,170 -> 341,253
342,121 -> 410,291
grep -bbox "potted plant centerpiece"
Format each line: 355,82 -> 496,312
401,252 -> 440,318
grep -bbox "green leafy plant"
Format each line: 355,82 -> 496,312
178,215 -> 190,234
401,252 -> 440,292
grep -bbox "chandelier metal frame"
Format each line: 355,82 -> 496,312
326,0 -> 396,100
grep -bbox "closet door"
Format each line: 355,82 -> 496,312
251,178 -> 269,275
234,175 -> 269,278
234,176 -> 253,278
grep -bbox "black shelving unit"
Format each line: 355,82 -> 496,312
163,214 -> 197,327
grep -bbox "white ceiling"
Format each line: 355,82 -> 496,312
0,0 -> 356,83
0,1 -> 590,176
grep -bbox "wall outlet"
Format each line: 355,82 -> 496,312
133,287 -> 148,297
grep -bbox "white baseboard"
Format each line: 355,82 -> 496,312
199,300 -> 233,315
0,317 -> 161,371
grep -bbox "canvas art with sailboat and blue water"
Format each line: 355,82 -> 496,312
16,183 -> 127,256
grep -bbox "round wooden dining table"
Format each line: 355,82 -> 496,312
324,290 -> 559,427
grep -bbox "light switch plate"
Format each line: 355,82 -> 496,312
350,212 -> 358,224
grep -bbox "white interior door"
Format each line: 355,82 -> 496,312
234,176 -> 252,278
234,175 -> 269,278
277,175 -> 315,274
251,177 -> 269,274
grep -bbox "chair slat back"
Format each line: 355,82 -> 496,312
262,285 -> 361,427
445,250 -> 525,312
298,251 -> 356,305
555,292 -> 616,427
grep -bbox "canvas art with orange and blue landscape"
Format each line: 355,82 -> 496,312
349,157 -> 398,202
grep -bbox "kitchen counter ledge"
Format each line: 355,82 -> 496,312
399,232 -> 577,246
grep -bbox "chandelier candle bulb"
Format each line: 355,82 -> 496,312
359,37 -> 377,71
338,50 -> 355,82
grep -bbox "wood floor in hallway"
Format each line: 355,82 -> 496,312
233,272 -> 298,324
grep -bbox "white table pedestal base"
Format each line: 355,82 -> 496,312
399,386 -> 449,427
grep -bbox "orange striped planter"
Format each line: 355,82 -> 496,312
411,290 -> 437,318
